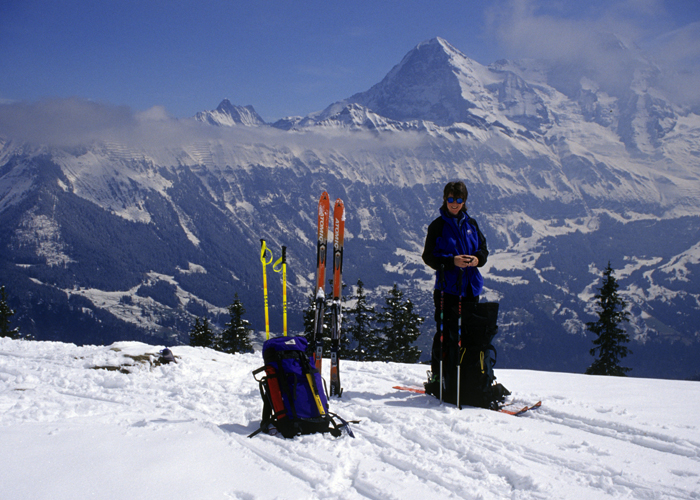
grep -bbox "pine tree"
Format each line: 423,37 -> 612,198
189,316 -> 215,348
345,279 -> 380,361
219,294 -> 254,354
0,285 -> 20,339
375,284 -> 423,363
586,262 -> 632,376
333,280 -> 352,358
302,293 -> 316,345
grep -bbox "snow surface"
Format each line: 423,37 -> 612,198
1,337 -> 699,500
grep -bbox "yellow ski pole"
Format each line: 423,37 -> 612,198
260,239 -> 274,339
273,246 -> 287,336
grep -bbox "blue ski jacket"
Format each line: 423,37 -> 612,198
421,208 -> 489,298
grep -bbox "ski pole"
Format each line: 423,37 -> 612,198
260,239 -> 274,340
439,264 -> 445,404
457,268 -> 464,410
273,246 -> 287,336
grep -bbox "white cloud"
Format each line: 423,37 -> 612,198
0,98 -> 136,147
0,97 -> 428,154
485,0 -> 700,105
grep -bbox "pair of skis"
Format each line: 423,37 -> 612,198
392,385 -> 542,416
313,192 -> 345,397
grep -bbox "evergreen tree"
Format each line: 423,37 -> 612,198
375,284 -> 423,363
0,285 -> 20,339
333,281 -> 352,358
586,262 -> 632,376
189,316 -> 215,348
219,294 -> 254,354
345,279 -> 380,361
302,293 -> 316,345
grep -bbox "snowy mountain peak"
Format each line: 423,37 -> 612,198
335,37 -> 492,126
413,36 -> 465,60
313,103 -> 426,132
195,99 -> 266,127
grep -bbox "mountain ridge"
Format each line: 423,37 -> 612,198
1,37 -> 700,379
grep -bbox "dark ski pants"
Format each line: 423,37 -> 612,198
430,290 -> 478,380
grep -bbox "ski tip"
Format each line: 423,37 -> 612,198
499,400 -> 542,415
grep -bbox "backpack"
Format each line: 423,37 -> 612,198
249,336 -> 353,439
158,348 -> 176,364
456,302 -> 509,409
430,302 -> 509,409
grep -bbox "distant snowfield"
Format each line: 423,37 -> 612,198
1,337 -> 699,500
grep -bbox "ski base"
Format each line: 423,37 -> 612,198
392,386 -> 541,416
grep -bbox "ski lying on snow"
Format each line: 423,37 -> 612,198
393,385 -> 427,394
391,386 -> 542,416
498,400 -> 542,416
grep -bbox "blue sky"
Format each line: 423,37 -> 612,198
1,0 -> 699,122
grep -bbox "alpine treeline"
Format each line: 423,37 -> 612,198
1,285 -> 21,339
189,294 -> 254,354
188,281 -> 424,363
304,279 -> 424,363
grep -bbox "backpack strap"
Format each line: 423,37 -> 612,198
249,366 -> 274,438
479,344 -> 497,373
328,412 -> 360,438
300,356 -> 327,418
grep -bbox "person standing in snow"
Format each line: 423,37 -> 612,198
421,181 -> 489,398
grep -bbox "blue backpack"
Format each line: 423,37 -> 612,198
249,336 -> 354,439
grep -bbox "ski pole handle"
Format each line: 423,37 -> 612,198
260,239 -> 273,265
260,239 -> 273,339
272,246 -> 288,336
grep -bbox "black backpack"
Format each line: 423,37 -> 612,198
434,302 -> 509,409
457,302 -> 509,408
249,336 -> 354,439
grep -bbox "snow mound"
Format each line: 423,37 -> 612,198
1,337 -> 699,499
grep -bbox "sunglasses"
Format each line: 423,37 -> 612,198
446,196 -> 464,204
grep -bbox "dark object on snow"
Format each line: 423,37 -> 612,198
425,302 -> 509,409
158,348 -> 176,364
249,336 -> 355,439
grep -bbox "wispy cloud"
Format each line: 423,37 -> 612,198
0,98 -> 427,154
485,0 -> 700,105
0,98 -> 137,147
646,22 -> 700,106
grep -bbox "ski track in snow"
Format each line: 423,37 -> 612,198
1,338 -> 700,500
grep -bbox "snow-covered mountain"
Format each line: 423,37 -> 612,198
2,337 -> 699,500
1,37 -> 700,379
195,99 -> 265,127
318,38 -> 507,128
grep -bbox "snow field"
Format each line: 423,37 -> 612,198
1,337 -> 699,499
